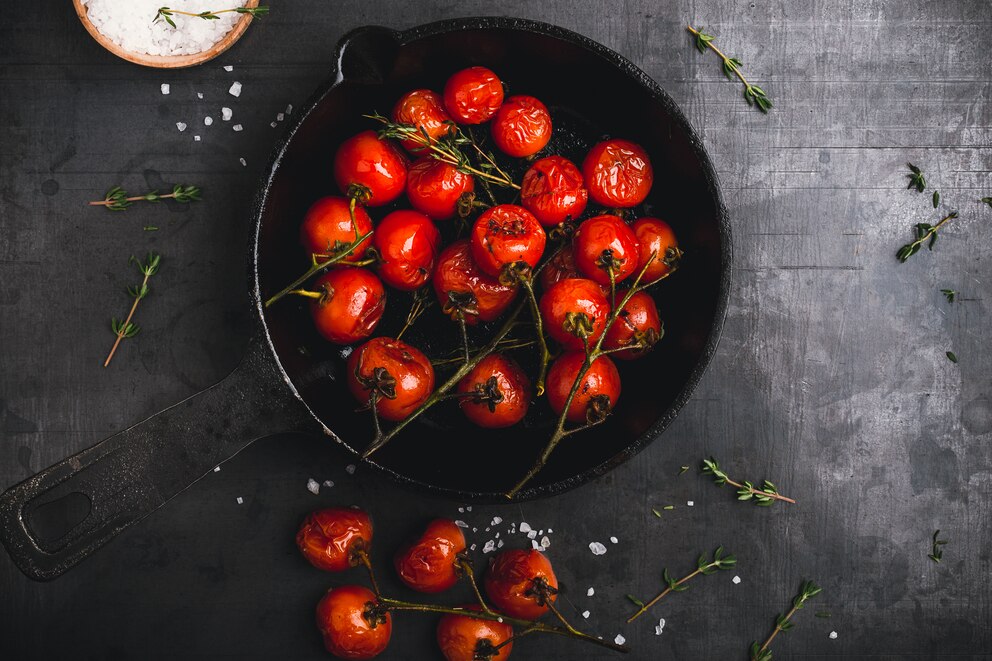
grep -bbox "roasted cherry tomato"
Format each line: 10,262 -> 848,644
406,157 -> 475,221
316,585 -> 391,660
484,549 -> 558,620
373,210 -> 442,291
537,245 -> 583,292
300,196 -> 374,262
334,130 -> 409,207
347,337 -> 435,422
572,214 -> 641,285
436,606 -> 514,661
581,138 -> 653,208
433,239 -> 518,325
490,95 -> 552,158
632,217 -> 680,282
603,291 -> 662,360
443,66 -> 504,125
456,353 -> 531,428
546,352 -> 621,423
391,89 -> 453,152
296,507 -> 374,572
470,204 -> 546,278
520,155 -> 588,227
308,268 -> 386,345
539,278 -> 610,350
393,518 -> 467,594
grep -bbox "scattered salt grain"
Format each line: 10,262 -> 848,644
589,542 -> 607,556
531,539 -> 540,550
538,530 -> 544,536
492,516 -> 503,525
587,587 -> 595,596
483,540 -> 496,553
582,610 -> 590,619
286,103 -> 293,114
540,535 -> 551,549
655,618 -> 666,635
239,157 -> 246,167
194,135 -> 201,141
687,500 -> 694,507
340,347 -> 353,358
470,543 -> 476,551
496,539 -> 504,548
732,575 -> 741,585
204,116 -> 213,126
221,107 -> 233,121
485,527 -> 491,532
270,121 -> 277,128
223,65 -> 234,72
519,522 -> 532,533
458,507 -> 464,513
454,520 -> 469,528
829,631 -> 838,640
160,83 -> 170,95
547,528 -> 552,533
345,464 -> 356,474
196,92 -> 203,99
323,480 -> 334,488
236,496 -> 243,504
527,530 -> 537,540
306,478 -> 320,494
176,121 -> 187,132
472,527 -> 478,533
229,81 -> 242,97
494,532 -> 500,538
466,506 -> 472,512
277,112 -> 285,121
213,466 -> 221,472
610,536 -> 619,544
614,634 -> 625,646
232,123 -> 243,132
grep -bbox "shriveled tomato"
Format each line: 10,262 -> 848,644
333,130 -> 408,207
470,204 -> 546,278
308,268 -> 386,345
456,353 -> 531,429
406,157 -> 475,221
546,352 -> 621,423
296,507 -> 373,572
484,549 -> 558,620
490,94 -> 552,158
391,89 -> 454,152
537,245 -> 583,291
300,196 -> 374,262
632,217 -> 680,282
373,210 -> 441,291
538,278 -> 610,350
347,337 -> 435,421
433,240 -> 518,325
436,606 -> 514,661
603,290 -> 662,360
581,138 -> 653,208
443,66 -> 504,125
521,155 -> 588,227
572,214 -> 641,285
394,518 -> 467,594
316,585 -> 391,660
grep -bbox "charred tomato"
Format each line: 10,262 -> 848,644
443,66 -> 504,125
490,94 -> 552,158
391,89 -> 453,152
296,507 -> 373,572
470,204 -> 546,278
546,352 -> 621,423
333,130 -> 408,207
632,217 -> 680,282
299,196 -> 374,262
572,214 -> 641,285
538,278 -> 611,350
393,518 -> 467,594
456,353 -> 532,429
432,239 -> 518,325
316,585 -> 391,660
484,549 -> 559,620
436,606 -> 514,661
308,268 -> 386,345
347,337 -> 435,422
581,138 -> 653,208
373,210 -> 442,291
603,291 -> 662,360
406,157 -> 475,221
520,155 -> 588,227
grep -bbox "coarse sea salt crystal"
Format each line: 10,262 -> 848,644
194,135 -> 201,141
160,83 -> 170,94
176,121 -> 187,132
213,466 -> 221,472
197,92 -> 203,99
527,530 -> 537,540
204,116 -> 213,126
829,631 -> 838,640
483,540 -> 496,553
306,478 -> 320,494
286,103 -> 293,114
345,464 -> 356,474
323,480 -> 334,488
687,500 -> 694,507
732,575 -> 741,585
458,507 -> 464,513
496,539 -> 504,548
655,618 -> 666,635
470,543 -> 476,551
232,124 -> 243,132
454,520 -> 468,528
587,587 -> 595,597
531,540 -> 540,550
276,112 -> 285,121
610,536 -> 619,544
236,496 -> 243,504
540,535 -> 551,549
519,522 -> 532,533
229,81 -> 242,97
589,542 -> 607,555
582,610 -> 590,619
614,634 -> 625,645
270,121 -> 277,128
466,506 -> 472,512
223,65 -> 234,72
239,157 -> 247,167
221,107 -> 232,121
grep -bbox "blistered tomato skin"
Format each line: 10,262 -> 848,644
393,518 -> 467,594
470,204 -> 546,278
316,585 -> 392,660
603,291 -> 662,360
632,217 -> 679,282
539,278 -> 611,350
436,606 -> 514,661
456,353 -> 532,429
406,157 -> 475,221
484,549 -> 559,620
391,89 -> 453,152
299,196 -> 374,262
521,155 -> 589,227
443,67 -> 505,124
573,214 -> 641,285
309,269 -> 386,345
373,210 -> 442,291
546,352 -> 622,423
347,337 -> 435,421
581,138 -> 654,208
490,95 -> 552,158
433,240 -> 518,325
333,130 -> 409,207
296,507 -> 374,572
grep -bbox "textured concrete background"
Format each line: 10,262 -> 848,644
1,1 -> 991,659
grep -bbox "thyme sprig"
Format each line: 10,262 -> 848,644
89,184 -> 201,211
626,546 -> 736,622
981,197 -> 992,209
750,580 -> 822,661
928,530 -> 948,563
906,163 -> 926,193
896,212 -> 958,262
940,289 -> 957,303
105,253 -> 161,367
155,5 -> 269,27
687,26 -> 772,112
701,457 -> 796,505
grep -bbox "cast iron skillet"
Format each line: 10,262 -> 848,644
0,17 -> 731,581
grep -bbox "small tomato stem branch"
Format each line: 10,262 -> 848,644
519,277 -> 550,396
263,230 -> 373,307
457,558 -> 494,615
288,289 -> 322,300
355,549 -> 382,599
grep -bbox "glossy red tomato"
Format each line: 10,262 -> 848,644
406,157 -> 475,220
470,204 -> 546,278
573,214 -> 641,285
520,155 -> 588,227
484,549 -> 558,620
316,585 -> 391,660
347,337 -> 435,421
300,196 -> 374,262
436,606 -> 514,661
391,89 -> 454,152
443,66 -> 504,125
296,507 -> 374,572
632,217 -> 680,282
490,95 -> 552,158
373,210 -> 442,291
546,352 -> 621,423
456,353 -> 531,428
433,240 -> 518,325
581,138 -> 653,208
393,518 -> 467,594
603,291 -> 662,360
334,130 -> 409,207
537,245 -> 583,291
539,278 -> 610,350
308,268 -> 386,345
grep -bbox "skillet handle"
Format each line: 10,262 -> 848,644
0,335 -> 315,581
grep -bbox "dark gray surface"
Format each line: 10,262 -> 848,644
1,1 -> 990,659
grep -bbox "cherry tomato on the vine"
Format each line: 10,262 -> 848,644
581,138 -> 653,208
538,278 -> 611,350
470,204 -> 546,278
308,268 -> 386,345
436,606 -> 514,661
391,89 -> 453,152
456,353 -> 531,429
602,291 -> 662,360
333,130 -> 409,207
300,196 -> 374,262
546,352 -> 621,423
572,214 -> 641,285
373,210 -> 442,291
632,217 -> 680,282
433,239 -> 518,325
393,518 -> 467,594
316,585 -> 391,660
490,94 -> 552,158
347,337 -> 435,422
443,66 -> 504,125
296,507 -> 374,572
406,157 -> 475,221
484,549 -> 558,620
521,155 -> 588,227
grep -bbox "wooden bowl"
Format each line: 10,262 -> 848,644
72,0 -> 259,68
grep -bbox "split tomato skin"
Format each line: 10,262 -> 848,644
373,210 -> 442,291
309,268 -> 386,345
632,217 -> 679,282
299,196 -> 374,262
406,157 -> 475,221
316,585 -> 391,660
490,94 -> 552,158
581,138 -> 654,208
603,291 -> 662,360
484,549 -> 559,620
443,66 -> 504,124
470,204 -> 547,278
347,337 -> 435,422
572,214 -> 641,285
296,507 -> 374,572
436,606 -> 514,661
546,352 -> 621,423
538,278 -> 611,350
393,518 -> 467,594
432,239 -> 518,325
456,353 -> 532,429
391,89 -> 453,152
521,155 -> 588,227
333,130 -> 409,207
